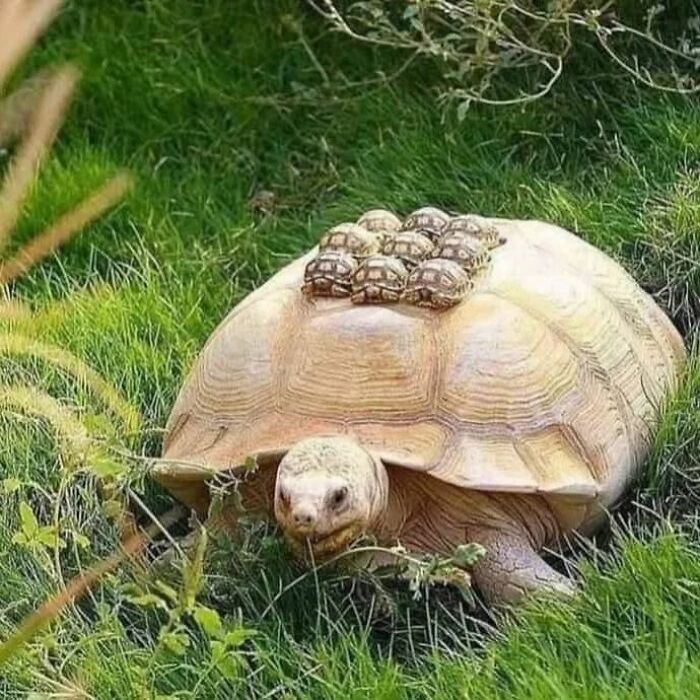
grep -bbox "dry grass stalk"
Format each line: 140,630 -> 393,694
0,331 -> 140,433
0,172 -> 133,286
0,0 -> 63,87
0,66 -> 79,252
0,67 -> 57,146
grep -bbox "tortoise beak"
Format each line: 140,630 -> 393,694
285,521 -> 365,562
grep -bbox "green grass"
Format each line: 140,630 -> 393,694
1,0 -> 700,697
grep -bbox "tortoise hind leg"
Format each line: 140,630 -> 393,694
469,527 -> 575,605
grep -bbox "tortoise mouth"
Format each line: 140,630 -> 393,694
285,521 -> 365,561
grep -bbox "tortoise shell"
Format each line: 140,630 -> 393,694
319,223 -> 381,258
402,206 -> 450,242
351,254 -> 408,304
403,258 -> 473,309
443,214 -> 503,248
381,230 -> 434,268
356,209 -> 402,238
433,232 -> 490,273
302,250 -> 357,297
157,217 -> 686,536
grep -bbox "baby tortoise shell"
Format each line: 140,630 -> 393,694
443,214 -> 504,249
433,231 -> 490,274
402,206 -> 450,242
319,223 -> 381,258
381,230 -> 434,269
356,209 -> 402,239
351,254 -> 408,304
303,250 -> 357,298
403,257 -> 473,309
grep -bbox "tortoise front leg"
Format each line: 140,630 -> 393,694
469,527 -> 575,605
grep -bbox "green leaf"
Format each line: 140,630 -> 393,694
89,451 -> 127,479
36,527 -> 64,549
154,580 -> 179,604
193,605 -> 223,638
452,543 -> 486,569
73,532 -> 91,549
127,593 -> 169,611
2,477 -> 21,494
181,526 -> 208,612
102,499 -> 124,519
160,630 -> 189,656
210,640 -> 240,680
223,627 -> 256,649
11,532 -> 30,546
18,501 -> 39,538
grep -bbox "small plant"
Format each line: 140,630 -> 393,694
123,526 -> 257,682
306,1 -> 700,112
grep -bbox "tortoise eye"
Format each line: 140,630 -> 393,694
330,486 -> 348,509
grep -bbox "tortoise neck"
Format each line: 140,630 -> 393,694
371,464 -> 416,542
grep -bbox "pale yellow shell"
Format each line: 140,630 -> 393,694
157,218 -> 686,532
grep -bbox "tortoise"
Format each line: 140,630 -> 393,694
156,216 -> 686,605
401,206 -> 450,242
403,258 -> 474,309
432,231 -> 490,274
443,214 -> 504,249
356,209 -> 402,239
381,230 -> 434,269
351,254 -> 408,304
319,223 -> 381,258
302,250 -> 357,297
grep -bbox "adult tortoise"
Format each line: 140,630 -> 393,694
156,215 -> 686,604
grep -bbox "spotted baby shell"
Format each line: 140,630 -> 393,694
351,254 -> 408,304
433,232 -> 490,273
402,206 -> 450,241
382,230 -> 434,268
356,209 -> 402,238
319,223 -> 380,258
403,258 -> 473,308
444,214 -> 503,248
302,250 -> 357,297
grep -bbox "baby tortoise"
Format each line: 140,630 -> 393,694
402,206 -> 450,242
303,251 -> 357,298
356,209 -> 402,239
351,254 -> 408,304
442,214 -> 504,249
432,231 -> 490,274
382,230 -> 434,269
319,223 -> 381,258
403,258 -> 473,309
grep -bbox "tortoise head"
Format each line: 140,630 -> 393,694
274,436 -> 388,560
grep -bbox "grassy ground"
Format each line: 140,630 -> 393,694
1,1 -> 700,697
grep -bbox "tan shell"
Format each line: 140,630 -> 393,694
351,254 -> 408,304
402,206 -> 450,241
403,258 -> 473,308
356,209 -> 402,238
382,230 -> 434,268
444,214 -> 503,248
157,217 -> 686,536
433,232 -> 490,273
302,250 -> 357,297
319,223 -> 381,258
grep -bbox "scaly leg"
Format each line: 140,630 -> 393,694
470,527 -> 575,605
